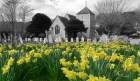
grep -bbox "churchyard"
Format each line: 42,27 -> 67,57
0,33 -> 140,81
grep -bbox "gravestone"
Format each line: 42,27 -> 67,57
81,36 -> 84,42
28,38 -> 31,42
25,38 -> 27,41
87,39 -> 91,42
19,35 -> 23,45
76,37 -> 79,42
65,38 -> 68,42
8,36 -> 11,42
45,30 -> 48,43
3,33 -> 7,43
48,34 -> 53,43
92,37 -> 97,43
40,38 -> 43,42
71,38 -> 74,42
43,38 -> 47,44
112,35 -> 118,42
124,36 -> 129,43
99,34 -> 109,43
13,33 -> 18,47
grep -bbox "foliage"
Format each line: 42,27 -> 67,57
65,19 -> 87,39
26,13 -> 52,37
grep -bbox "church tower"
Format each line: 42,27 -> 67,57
76,0 -> 95,39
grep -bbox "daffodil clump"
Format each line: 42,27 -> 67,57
0,41 -> 140,81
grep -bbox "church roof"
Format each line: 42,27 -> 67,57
66,14 -> 76,20
58,16 -> 69,27
76,7 -> 94,15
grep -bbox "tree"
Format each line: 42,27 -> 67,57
17,1 -> 34,35
95,0 -> 130,36
65,19 -> 87,40
26,13 -> 52,37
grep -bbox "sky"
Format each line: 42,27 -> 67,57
0,0 -> 140,19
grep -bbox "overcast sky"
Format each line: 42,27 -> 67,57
1,0 -> 140,19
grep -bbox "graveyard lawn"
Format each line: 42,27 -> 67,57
1,41 -> 140,81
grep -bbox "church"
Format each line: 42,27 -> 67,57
49,4 -> 97,41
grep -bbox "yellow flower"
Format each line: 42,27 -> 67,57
29,50 -> 35,56
60,58 -> 66,66
25,54 -> 31,63
66,61 -> 72,67
123,58 -> 132,71
87,75 -> 98,81
116,71 -> 120,76
65,71 -> 77,79
8,49 -> 17,55
79,60 -> 89,71
61,67 -> 69,74
131,63 -> 139,72
73,60 -> 79,67
17,58 -> 24,65
34,53 -> 42,58
7,57 -> 14,66
44,50 -> 50,55
2,65 -> 10,74
98,76 -> 110,81
137,51 -> 140,57
109,53 -> 118,62
109,63 -> 115,69
134,77 -> 140,81
62,51 -> 67,55
0,53 -> 2,58
98,51 -> 106,59
78,72 -> 87,79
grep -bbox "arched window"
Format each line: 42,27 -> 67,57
55,25 -> 60,35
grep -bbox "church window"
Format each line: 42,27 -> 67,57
55,25 -> 60,35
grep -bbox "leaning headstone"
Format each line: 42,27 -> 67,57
71,38 -> 74,42
19,35 -> 23,45
48,34 -> 53,43
112,35 -> 118,42
76,37 -> 79,42
65,38 -> 68,42
81,36 -> 84,42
